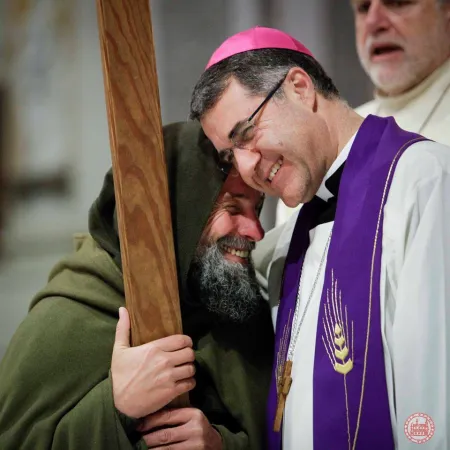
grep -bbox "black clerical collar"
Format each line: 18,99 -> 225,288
324,163 -> 345,199
313,162 -> 345,228
312,132 -> 356,226
315,133 -> 355,202
311,163 -> 344,226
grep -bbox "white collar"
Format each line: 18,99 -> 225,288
315,133 -> 357,201
373,57 -> 450,109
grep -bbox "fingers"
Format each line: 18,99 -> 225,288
143,425 -> 190,449
150,334 -> 193,352
141,409 -> 207,449
170,347 -> 196,367
111,313 -> 196,419
143,338 -> 195,376
174,377 -> 196,397
114,307 -> 130,349
172,363 -> 196,382
144,434 -> 192,450
141,410 -> 191,448
139,408 -> 193,432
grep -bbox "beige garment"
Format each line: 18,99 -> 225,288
276,58 -> 450,226
357,57 -> 450,144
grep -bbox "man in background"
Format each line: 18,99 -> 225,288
276,0 -> 450,226
353,0 -> 450,141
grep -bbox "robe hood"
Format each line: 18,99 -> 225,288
88,121 -> 225,304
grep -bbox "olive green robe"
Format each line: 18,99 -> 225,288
0,122 -> 274,450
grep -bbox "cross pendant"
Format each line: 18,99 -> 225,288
273,360 -> 293,432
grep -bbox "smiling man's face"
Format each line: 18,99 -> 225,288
200,168 -> 265,261
353,0 -> 450,96
201,72 -> 334,209
188,170 -> 266,323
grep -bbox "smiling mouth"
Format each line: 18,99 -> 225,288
268,158 -> 283,182
219,243 -> 250,259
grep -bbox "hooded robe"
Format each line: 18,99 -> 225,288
0,121 -> 274,450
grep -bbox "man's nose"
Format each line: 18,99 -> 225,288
237,215 -> 265,243
365,1 -> 390,35
234,148 -> 260,181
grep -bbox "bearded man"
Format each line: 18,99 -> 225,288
0,121 -> 274,450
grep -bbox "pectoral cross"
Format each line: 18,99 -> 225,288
274,360 -> 293,432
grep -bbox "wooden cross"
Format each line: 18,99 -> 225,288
274,360 -> 293,432
96,0 -> 188,406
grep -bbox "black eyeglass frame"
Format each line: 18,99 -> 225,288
217,73 -> 288,174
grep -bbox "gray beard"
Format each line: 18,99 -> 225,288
188,236 -> 264,323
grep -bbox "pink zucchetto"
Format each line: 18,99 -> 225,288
205,26 -> 314,70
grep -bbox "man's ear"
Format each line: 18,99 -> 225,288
285,67 -> 316,111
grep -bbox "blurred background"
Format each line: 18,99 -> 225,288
0,0 -> 372,361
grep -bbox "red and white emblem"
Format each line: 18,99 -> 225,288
404,413 -> 435,444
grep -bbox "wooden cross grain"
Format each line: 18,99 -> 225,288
96,0 -> 188,406
274,360 -> 293,432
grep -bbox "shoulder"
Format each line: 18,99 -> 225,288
2,234 -> 123,380
0,240 -> 120,449
385,140 -> 450,229
394,140 -> 450,187
30,234 -> 124,314
162,121 -> 204,146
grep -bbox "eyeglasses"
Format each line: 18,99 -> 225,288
217,73 -> 288,175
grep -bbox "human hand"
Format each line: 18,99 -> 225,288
138,408 -> 223,449
111,307 -> 196,418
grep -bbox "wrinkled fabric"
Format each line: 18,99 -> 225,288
0,121 -> 274,450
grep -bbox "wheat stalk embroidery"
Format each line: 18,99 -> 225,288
322,270 -> 354,375
322,270 -> 354,449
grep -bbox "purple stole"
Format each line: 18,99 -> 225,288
266,115 -> 427,449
